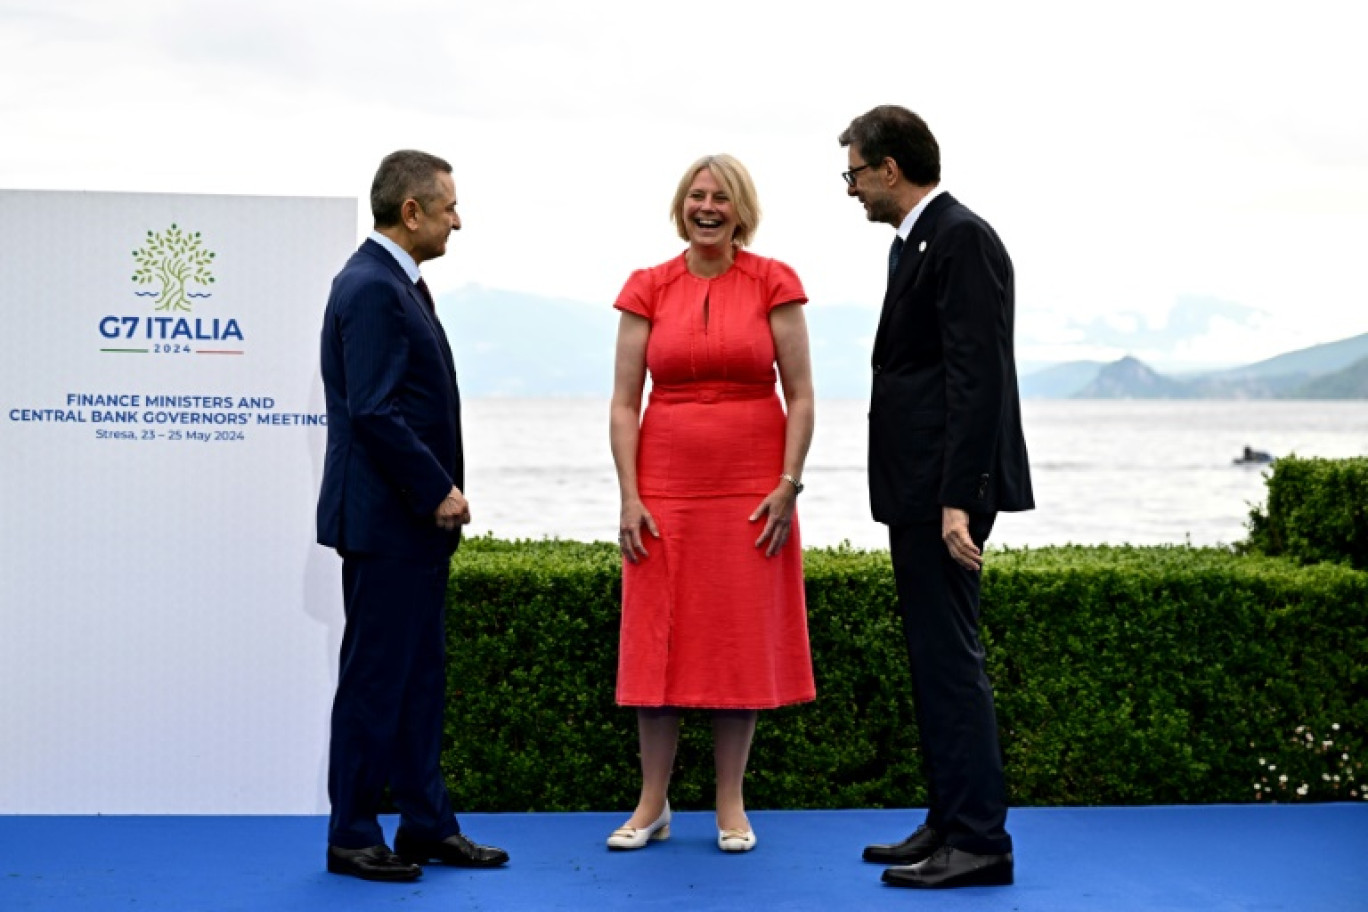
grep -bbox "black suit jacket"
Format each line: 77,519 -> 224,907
316,239 -> 464,560
868,193 -> 1033,525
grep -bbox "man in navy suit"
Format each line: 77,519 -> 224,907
839,107 -> 1033,889
317,150 -> 508,881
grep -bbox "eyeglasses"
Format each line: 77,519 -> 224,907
842,163 -> 875,187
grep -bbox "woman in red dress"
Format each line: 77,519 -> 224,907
607,154 -> 816,853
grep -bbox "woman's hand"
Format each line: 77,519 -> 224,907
750,484 -> 798,557
619,499 -> 660,563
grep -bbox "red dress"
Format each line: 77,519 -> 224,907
614,250 -> 816,709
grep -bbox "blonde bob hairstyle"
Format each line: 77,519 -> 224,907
670,154 -> 762,248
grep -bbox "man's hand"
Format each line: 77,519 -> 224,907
942,506 -> 982,572
434,486 -> 471,531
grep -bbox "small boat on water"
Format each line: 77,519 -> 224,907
1233,445 -> 1274,465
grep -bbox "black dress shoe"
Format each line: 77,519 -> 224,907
326,844 -> 422,882
862,824 -> 943,864
394,831 -> 509,868
882,846 -> 1013,889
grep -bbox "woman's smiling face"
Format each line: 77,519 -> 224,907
682,167 -> 736,249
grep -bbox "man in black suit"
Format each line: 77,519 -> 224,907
839,107 -> 1033,889
317,150 -> 508,881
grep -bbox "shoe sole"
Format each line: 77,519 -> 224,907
606,824 -> 671,850
395,852 -> 508,868
326,858 -> 422,882
882,868 -> 1014,889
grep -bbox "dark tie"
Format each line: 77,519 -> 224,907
888,236 -> 905,280
415,276 -> 436,312
414,275 -> 459,385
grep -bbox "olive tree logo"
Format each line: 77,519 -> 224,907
131,224 -> 216,311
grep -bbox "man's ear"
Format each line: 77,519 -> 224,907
401,197 -> 421,229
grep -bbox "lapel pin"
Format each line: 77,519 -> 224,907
918,241 -> 927,253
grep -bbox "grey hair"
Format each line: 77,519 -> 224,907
370,150 -> 453,228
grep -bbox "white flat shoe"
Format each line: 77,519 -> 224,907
606,801 -> 671,850
718,827 -> 757,852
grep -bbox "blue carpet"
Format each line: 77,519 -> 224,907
2,806 -> 1365,911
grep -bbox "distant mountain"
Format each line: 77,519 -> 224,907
433,284 -> 1366,400
1069,349 -> 1368,400
1289,354 -> 1368,398
1210,332 -> 1368,380
1020,361 -> 1103,398
435,286 -> 879,398
1158,332 -> 1368,399
1073,356 -> 1190,398
437,286 -> 616,397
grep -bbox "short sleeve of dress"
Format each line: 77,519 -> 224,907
765,259 -> 808,312
613,268 -> 655,319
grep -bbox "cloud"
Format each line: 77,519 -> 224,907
4,0 -> 1366,367
1061,296 -> 1266,363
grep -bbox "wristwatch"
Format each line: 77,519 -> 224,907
781,472 -> 804,494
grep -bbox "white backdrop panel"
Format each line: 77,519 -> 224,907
0,190 -> 355,813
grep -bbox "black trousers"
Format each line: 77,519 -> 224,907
327,553 -> 460,849
889,514 -> 1011,855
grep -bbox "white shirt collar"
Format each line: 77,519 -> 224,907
368,230 -> 422,284
896,186 -> 945,241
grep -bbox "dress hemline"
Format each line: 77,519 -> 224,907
615,691 -> 817,711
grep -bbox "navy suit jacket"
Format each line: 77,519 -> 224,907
316,239 -> 463,560
868,193 -> 1034,525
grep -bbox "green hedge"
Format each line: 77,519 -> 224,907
441,537 -> 1366,811
1245,455 -> 1368,570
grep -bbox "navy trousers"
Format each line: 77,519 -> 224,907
327,553 -> 461,849
889,514 -> 1012,855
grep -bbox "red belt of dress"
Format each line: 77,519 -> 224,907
649,381 -> 776,405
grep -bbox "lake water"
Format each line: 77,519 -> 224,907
460,399 -> 1368,550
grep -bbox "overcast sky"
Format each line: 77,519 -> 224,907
3,0 -> 1364,369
